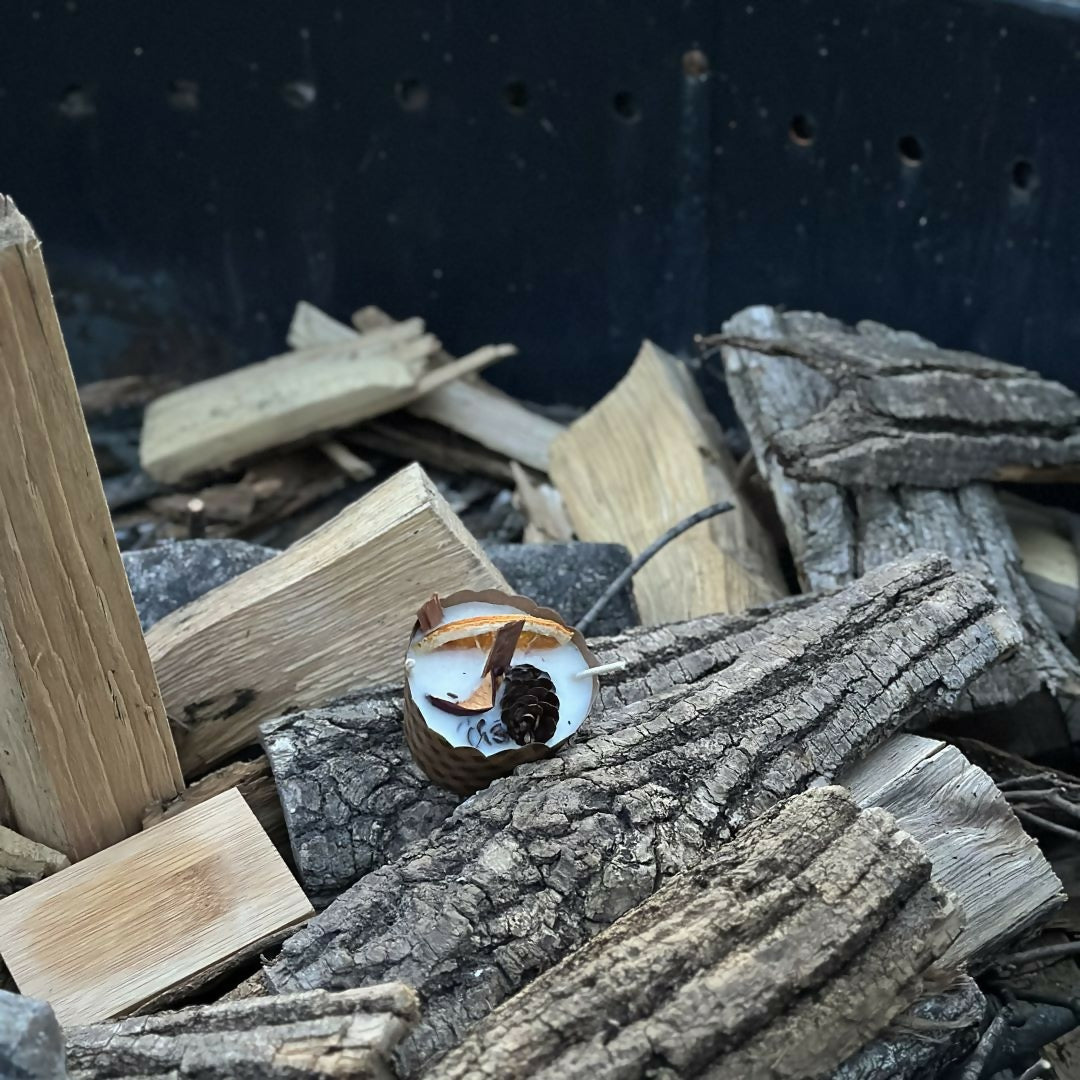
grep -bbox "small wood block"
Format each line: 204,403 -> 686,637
0,789 -> 312,1026
146,463 -> 510,777
550,339 -> 787,623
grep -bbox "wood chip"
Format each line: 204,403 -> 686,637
549,339 -> 787,622
0,789 -> 312,1026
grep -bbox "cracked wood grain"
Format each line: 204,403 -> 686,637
261,595 -> 819,905
423,786 -> 960,1080
66,983 -> 418,1079
0,196 -> 182,859
718,305 -> 1080,714
263,553 -> 1020,1075
708,309 -> 1080,489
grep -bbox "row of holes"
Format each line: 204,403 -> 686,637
54,83 -> 1041,193
789,114 -> 1037,191
60,78 -> 643,122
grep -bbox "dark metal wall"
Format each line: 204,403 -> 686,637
1,0 -> 1077,404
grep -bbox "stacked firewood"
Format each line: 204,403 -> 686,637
2,188 -> 1080,1078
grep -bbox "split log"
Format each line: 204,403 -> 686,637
141,301 -> 515,483
0,196 -> 183,858
261,596 -> 818,904
66,983 -> 418,1080
352,304 -> 563,472
842,734 -> 1063,967
0,790 -> 312,1026
709,308 -> 1080,488
146,464 -> 509,777
1002,492 -> 1080,640
142,756 -> 286,851
510,461 -> 574,543
717,305 -> 1080,714
549,339 -> 786,622
141,317 -> 437,482
0,826 -> 68,897
264,553 -> 1020,1073
424,786 -> 960,1080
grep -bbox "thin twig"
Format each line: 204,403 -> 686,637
1008,791 -> 1080,824
1015,807 -> 1080,843
958,1010 -> 1010,1080
575,501 -> 736,636
999,773 -> 1061,791
995,940 -> 1080,970
1017,1060 -> 1052,1080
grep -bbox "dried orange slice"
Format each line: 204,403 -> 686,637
415,614 -> 573,653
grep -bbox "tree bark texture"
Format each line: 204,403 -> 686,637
421,786 -> 960,1080
263,554 -> 1020,1075
717,305 -> 1080,713
65,983 -> 418,1080
708,308 -> 1080,490
260,595 -> 819,905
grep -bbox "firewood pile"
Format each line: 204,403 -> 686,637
4,192 -> 1080,1080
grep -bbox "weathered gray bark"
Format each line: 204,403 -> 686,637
261,595 -> 818,905
830,975 -> 985,1080
422,786 -> 960,1080
718,305 -> 1080,713
264,554 -> 1020,1075
66,983 -> 418,1080
709,309 -> 1080,489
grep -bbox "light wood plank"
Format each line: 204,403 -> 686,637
549,339 -> 787,623
353,305 -> 560,471
140,319 -> 437,483
0,789 -> 312,1026
0,196 -> 183,859
146,463 -> 509,776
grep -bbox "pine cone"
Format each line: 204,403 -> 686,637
501,664 -> 560,746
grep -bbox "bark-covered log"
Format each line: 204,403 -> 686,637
264,554 -> 1020,1074
422,786 -> 960,1080
830,975 -> 985,1080
708,309 -> 1080,489
65,983 -> 418,1079
260,595 -> 817,905
717,305 -> 1080,713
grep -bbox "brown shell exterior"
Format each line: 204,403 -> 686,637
402,588 -> 600,797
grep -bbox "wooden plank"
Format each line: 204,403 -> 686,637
0,196 -> 183,860
549,339 -> 787,623
140,319 -> 438,482
0,789 -> 312,1026
352,305 -> 561,472
841,734 -> 1064,968
146,463 -> 509,776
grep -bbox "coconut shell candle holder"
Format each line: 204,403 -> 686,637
402,589 -> 600,795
